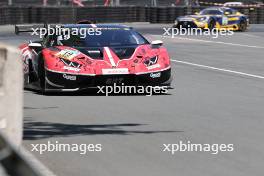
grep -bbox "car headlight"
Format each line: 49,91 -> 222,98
197,17 -> 207,22
144,56 -> 158,67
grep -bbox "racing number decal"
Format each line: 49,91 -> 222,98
222,16 -> 228,25
56,49 -> 80,60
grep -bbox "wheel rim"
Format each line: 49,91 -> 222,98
240,21 -> 246,31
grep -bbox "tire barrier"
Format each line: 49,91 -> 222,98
0,6 -> 264,25
0,44 -> 23,147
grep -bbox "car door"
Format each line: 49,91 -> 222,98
222,9 -> 233,26
223,9 -> 239,26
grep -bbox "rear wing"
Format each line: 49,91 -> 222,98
77,19 -> 97,24
14,23 -> 95,36
15,21 -> 97,35
14,24 -> 48,35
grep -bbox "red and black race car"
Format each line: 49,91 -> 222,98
17,24 -> 172,93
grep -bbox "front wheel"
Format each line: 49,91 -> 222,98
238,20 -> 247,32
37,56 -> 46,94
172,24 -> 179,29
208,19 -> 216,30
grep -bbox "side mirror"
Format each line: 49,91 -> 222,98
194,12 -> 199,15
151,40 -> 163,48
28,42 -> 42,48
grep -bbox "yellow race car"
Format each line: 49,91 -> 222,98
173,7 -> 249,31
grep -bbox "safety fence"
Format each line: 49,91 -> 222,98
0,0 -> 263,7
0,6 -> 264,24
0,0 -> 186,6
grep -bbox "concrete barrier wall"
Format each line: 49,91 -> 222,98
0,44 -> 23,147
0,45 -> 54,174
0,6 -> 264,24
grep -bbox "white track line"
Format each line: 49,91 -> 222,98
239,33 -> 261,38
170,36 -> 264,49
154,35 -> 264,49
172,59 -> 264,79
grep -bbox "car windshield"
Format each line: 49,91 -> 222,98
200,9 -> 223,15
57,28 -> 149,47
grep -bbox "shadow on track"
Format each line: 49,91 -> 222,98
24,119 -> 182,140
25,89 -> 173,97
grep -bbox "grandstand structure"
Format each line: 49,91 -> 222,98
0,0 -> 262,6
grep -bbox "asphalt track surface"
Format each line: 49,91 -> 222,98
1,23 -> 264,176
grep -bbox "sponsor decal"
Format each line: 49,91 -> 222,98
87,50 -> 100,54
60,58 -> 81,68
222,16 -> 228,25
63,74 -> 76,81
56,49 -> 80,60
147,64 -> 161,70
228,17 -> 239,21
102,68 -> 129,75
63,66 -> 81,72
150,72 -> 161,78
144,56 -> 158,67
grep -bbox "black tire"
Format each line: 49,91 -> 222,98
23,73 -> 29,88
37,55 -> 46,94
238,19 -> 247,32
208,19 -> 216,30
172,24 -> 179,29
24,60 -> 33,87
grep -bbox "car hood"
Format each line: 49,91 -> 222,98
177,15 -> 211,21
41,45 -> 170,75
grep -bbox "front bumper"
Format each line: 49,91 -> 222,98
44,67 -> 172,92
174,21 -> 198,28
174,20 -> 249,31
174,19 -> 208,28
